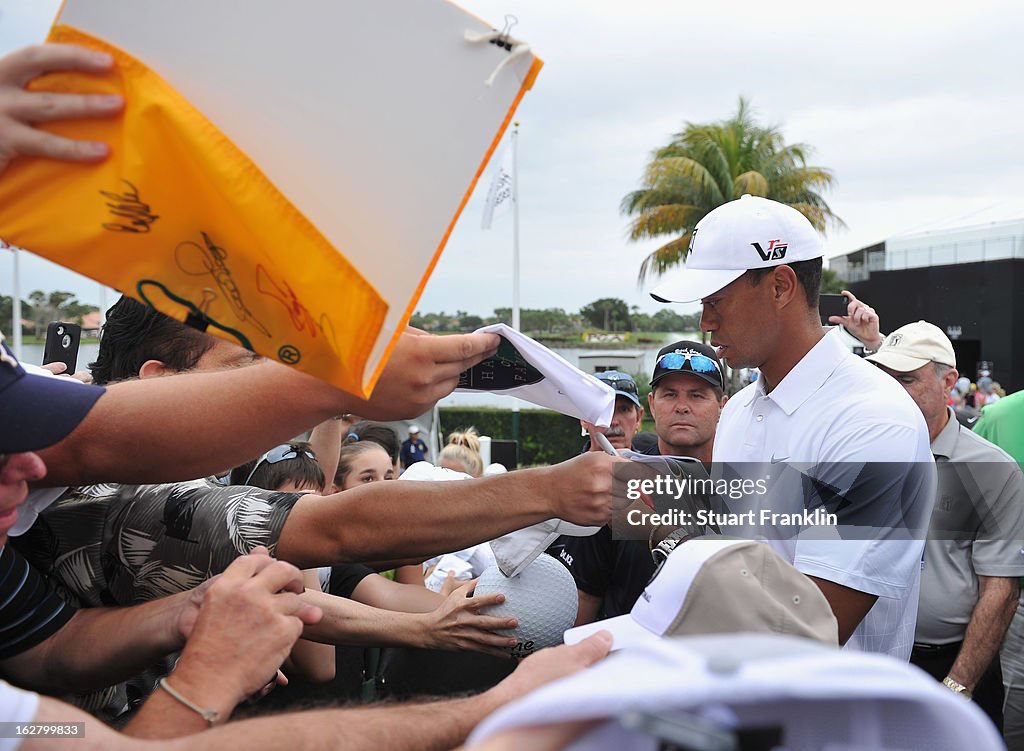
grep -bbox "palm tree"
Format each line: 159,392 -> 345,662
623,98 -> 844,283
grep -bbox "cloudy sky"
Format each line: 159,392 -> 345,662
3,0 -> 1024,318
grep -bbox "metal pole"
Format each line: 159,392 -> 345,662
510,123 -> 521,446
12,247 -> 22,359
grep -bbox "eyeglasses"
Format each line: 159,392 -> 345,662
243,444 -> 316,485
656,351 -> 722,384
596,375 -> 638,395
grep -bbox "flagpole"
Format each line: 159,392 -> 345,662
511,123 -> 520,333
12,247 -> 22,359
510,122 -> 521,449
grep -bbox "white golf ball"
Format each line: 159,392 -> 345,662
475,553 -> 579,658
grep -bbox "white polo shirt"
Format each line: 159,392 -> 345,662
711,328 -> 935,659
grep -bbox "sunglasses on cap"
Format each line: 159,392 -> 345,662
656,350 -> 722,380
244,444 -> 316,485
596,375 -> 639,395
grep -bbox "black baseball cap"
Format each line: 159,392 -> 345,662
650,340 -> 724,392
0,335 -> 105,453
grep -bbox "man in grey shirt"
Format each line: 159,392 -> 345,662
839,303 -> 1024,729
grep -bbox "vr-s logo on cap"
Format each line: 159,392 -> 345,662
751,239 -> 787,262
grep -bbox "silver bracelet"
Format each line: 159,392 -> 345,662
862,334 -> 886,356
158,677 -> 220,725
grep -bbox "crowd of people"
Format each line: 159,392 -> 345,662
0,40 -> 1021,751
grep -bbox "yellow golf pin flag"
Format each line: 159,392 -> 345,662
0,1 -> 542,397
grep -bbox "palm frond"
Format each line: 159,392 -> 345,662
637,235 -> 693,285
733,170 -> 769,198
627,203 -> 705,240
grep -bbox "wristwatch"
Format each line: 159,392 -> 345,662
942,676 -> 973,699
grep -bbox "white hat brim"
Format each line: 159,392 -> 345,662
649,268 -> 746,304
564,614 -> 655,652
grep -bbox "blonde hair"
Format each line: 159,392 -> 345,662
438,427 -> 483,477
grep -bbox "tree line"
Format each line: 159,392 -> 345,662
2,290 -> 99,337
410,301 -> 703,335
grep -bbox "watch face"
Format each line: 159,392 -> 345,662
458,336 -> 543,391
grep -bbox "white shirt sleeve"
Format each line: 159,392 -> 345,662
0,680 -> 40,751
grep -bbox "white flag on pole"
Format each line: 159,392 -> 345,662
481,145 -> 514,229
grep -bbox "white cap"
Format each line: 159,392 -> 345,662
398,461 -> 471,482
650,195 -> 824,304
865,320 -> 956,372
564,538 -> 837,651
408,424 -> 421,434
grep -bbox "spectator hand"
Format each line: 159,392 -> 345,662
487,631 -> 612,705
546,451 -> 621,527
421,579 -> 518,659
169,547 -> 323,713
439,569 -> 462,597
40,361 -> 94,383
0,44 -> 123,175
830,290 -> 883,350
347,327 -> 499,421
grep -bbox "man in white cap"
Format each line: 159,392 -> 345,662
837,308 -> 1024,729
400,424 -> 429,470
649,195 -> 935,659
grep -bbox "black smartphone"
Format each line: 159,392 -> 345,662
818,294 -> 849,325
42,322 -> 82,373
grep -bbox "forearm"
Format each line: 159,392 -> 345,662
278,468 -> 555,568
352,575 -> 443,613
123,675 -> 226,739
31,690 -> 503,751
37,362 -> 352,487
3,595 -> 186,693
308,418 -> 344,486
286,571 -> 337,682
299,589 -> 435,649
185,692 -> 503,751
574,591 -> 602,627
949,577 -> 1019,689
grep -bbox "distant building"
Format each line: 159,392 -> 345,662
832,217 -> 1024,391
577,350 -> 645,374
80,310 -> 102,338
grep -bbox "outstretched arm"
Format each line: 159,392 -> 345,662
37,330 -> 497,488
277,451 -> 619,568
0,590 -> 190,693
25,632 -> 612,751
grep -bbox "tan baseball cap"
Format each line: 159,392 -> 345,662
564,537 -> 838,650
865,320 -> 956,373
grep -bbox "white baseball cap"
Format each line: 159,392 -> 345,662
865,320 -> 956,372
408,424 -> 421,434
564,537 -> 837,650
650,195 -> 824,304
